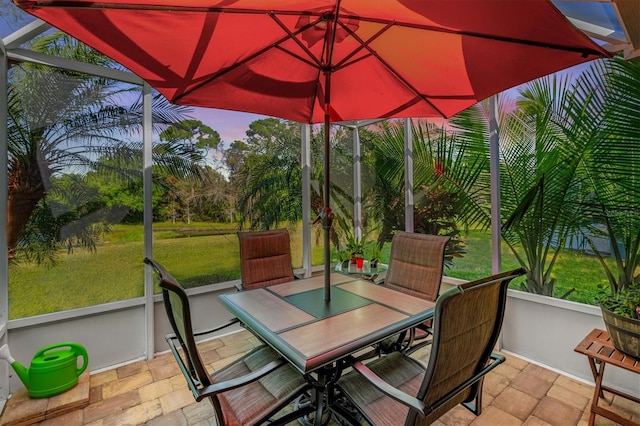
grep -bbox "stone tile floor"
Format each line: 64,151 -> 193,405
2,329 -> 638,425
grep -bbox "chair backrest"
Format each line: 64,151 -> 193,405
238,229 -> 295,290
384,231 -> 450,301
144,258 -> 212,390
410,268 -> 524,424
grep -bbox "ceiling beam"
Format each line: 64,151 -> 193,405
7,48 -> 143,85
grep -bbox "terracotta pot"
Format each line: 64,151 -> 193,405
601,306 -> 640,360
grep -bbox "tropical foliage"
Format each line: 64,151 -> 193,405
367,119 -> 489,266
230,118 -> 359,235
574,58 -> 640,299
570,58 -> 640,318
495,75 -> 591,297
496,57 -> 640,299
7,32 -> 193,263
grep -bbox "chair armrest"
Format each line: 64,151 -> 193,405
166,334 -> 288,402
428,353 -> 505,411
192,317 -> 240,337
351,359 -> 428,417
197,356 -> 287,399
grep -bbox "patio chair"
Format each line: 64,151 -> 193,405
144,258 -> 315,426
377,232 -> 450,353
237,229 -> 299,290
336,268 -> 525,426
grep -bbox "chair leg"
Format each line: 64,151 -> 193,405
461,378 -> 484,416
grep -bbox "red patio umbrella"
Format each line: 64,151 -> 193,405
14,0 -> 609,302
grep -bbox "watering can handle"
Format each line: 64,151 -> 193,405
34,342 -> 89,377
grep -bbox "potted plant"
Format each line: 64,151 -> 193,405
596,282 -> 640,359
584,208 -> 640,359
367,241 -> 383,270
345,233 -> 365,265
334,248 -> 351,271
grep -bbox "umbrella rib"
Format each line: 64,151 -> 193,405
325,17 -> 454,118
332,20 -> 392,70
173,13 -> 323,105
339,14 -> 604,57
28,2 -> 328,17
271,11 -> 334,124
338,21 -> 449,118
271,13 -> 324,68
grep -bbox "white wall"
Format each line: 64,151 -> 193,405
502,289 -> 639,396
6,281 -> 240,392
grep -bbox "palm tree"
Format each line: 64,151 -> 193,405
368,118 -> 491,254
7,32 -> 191,261
573,57 -> 640,296
233,118 -> 355,234
497,59 -> 639,298
234,118 -> 305,229
497,75 -> 588,296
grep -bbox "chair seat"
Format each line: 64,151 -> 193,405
339,352 -> 425,425
215,345 -> 310,426
215,346 -> 308,425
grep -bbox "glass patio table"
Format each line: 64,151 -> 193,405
218,272 -> 435,425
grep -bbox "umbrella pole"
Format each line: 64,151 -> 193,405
323,71 -> 332,303
323,128 -> 331,303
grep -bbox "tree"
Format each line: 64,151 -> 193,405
7,32 -> 191,262
573,58 -> 640,297
367,119 -> 490,264
230,117 -> 362,240
498,70 -> 610,297
233,118 -> 305,229
159,119 -> 220,223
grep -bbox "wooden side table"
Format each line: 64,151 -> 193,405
574,329 -> 640,426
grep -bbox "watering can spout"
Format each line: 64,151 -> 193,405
0,344 -> 29,387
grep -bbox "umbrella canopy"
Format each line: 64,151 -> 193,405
14,0 -> 609,301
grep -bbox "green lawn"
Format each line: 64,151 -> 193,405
8,225 -> 608,319
446,229 -> 609,304
8,223 -> 324,319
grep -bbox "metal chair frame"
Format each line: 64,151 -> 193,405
145,257 -> 315,426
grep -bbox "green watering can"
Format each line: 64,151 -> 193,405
0,342 -> 88,398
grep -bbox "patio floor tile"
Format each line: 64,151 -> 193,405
547,381 -> 590,411
554,375 -> 595,400
533,396 -> 584,426
492,387 -> 538,420
101,371 -> 154,399
469,405 -> 523,425
511,371 -> 555,400
100,400 -> 162,426
82,390 -> 141,424
138,379 -> 174,403
522,415 -> 553,425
